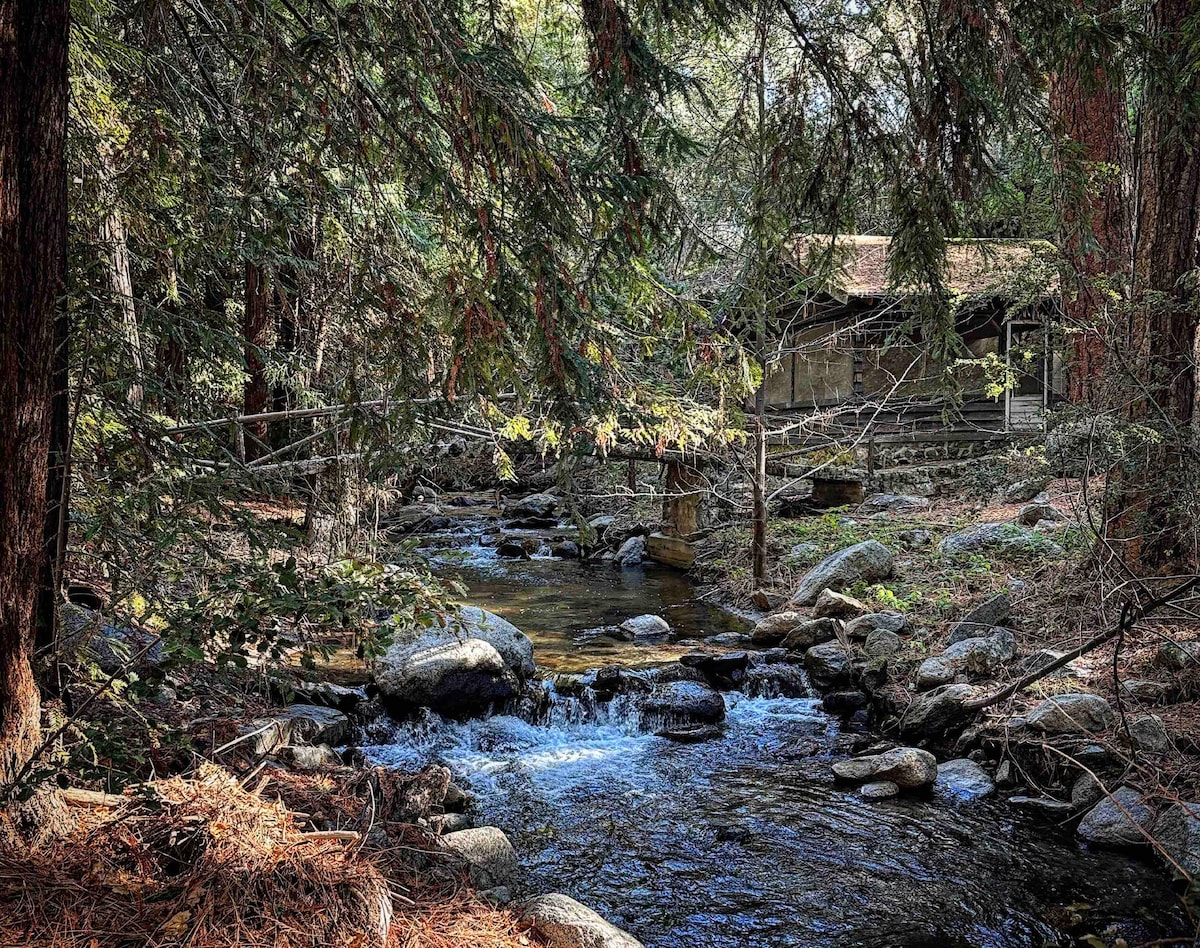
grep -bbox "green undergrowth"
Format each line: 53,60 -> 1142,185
697,506 -> 1083,646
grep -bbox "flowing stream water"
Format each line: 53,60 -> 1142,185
365,526 -> 1189,947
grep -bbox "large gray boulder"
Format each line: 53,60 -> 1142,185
812,589 -> 869,619
788,541 -> 894,606
375,607 -> 535,717
440,827 -> 519,888
899,684 -> 978,740
1154,802 -> 1200,878
832,747 -> 938,790
61,604 -> 165,675
740,662 -> 810,699
916,629 -> 1015,690
504,492 -> 560,518
521,894 -> 644,948
615,535 -> 646,567
805,639 -> 853,689
863,628 -> 902,660
617,614 -> 671,641
934,759 -> 995,801
781,617 -> 841,651
1077,786 -> 1154,848
915,656 -> 957,690
1001,476 -> 1051,503
751,611 -> 803,646
443,607 -> 536,677
845,612 -> 908,639
939,523 -> 1063,558
947,593 -> 1012,644
1026,693 -> 1113,734
1124,713 -> 1172,755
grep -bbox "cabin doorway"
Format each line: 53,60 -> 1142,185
1005,320 -> 1048,431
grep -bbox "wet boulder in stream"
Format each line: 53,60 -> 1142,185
805,639 -> 853,689
1077,786 -> 1155,848
832,746 -> 938,790
615,535 -> 646,567
503,492 -> 560,519
680,650 -> 749,680
859,781 -> 900,800
375,607 -> 535,718
740,656 -> 809,698
636,680 -> 725,728
617,614 -> 671,641
934,758 -> 995,801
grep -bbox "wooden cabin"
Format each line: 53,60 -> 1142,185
756,236 -> 1062,460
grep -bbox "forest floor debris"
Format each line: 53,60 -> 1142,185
0,765 -> 533,948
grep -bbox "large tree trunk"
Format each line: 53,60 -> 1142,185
1105,0 -> 1200,573
242,261 -> 271,460
1048,0 -> 1128,406
0,0 -> 70,785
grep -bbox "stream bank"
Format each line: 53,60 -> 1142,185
359,497 -> 1192,947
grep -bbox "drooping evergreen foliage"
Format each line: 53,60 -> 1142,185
6,0 -> 1190,766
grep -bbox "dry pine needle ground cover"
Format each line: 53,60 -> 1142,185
0,766 -> 533,948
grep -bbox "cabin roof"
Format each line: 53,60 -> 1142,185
789,235 -> 1057,300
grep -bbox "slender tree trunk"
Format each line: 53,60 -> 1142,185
1105,0 -> 1200,572
749,1 -> 769,587
751,382 -> 768,584
101,156 -> 144,408
36,296 -> 69,657
242,261 -> 271,460
0,0 -> 69,785
1048,0 -> 1128,406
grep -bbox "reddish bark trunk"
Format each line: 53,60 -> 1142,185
1105,0 -> 1200,572
1048,1 -> 1129,406
242,261 -> 271,459
0,0 -> 69,784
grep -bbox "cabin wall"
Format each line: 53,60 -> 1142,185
762,323 -> 855,408
770,330 -> 1002,410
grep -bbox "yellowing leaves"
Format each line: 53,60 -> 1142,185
160,910 -> 192,939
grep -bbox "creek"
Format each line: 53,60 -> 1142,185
362,518 -> 1187,947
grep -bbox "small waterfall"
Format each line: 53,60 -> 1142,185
528,684 -> 646,732
739,660 -> 813,699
